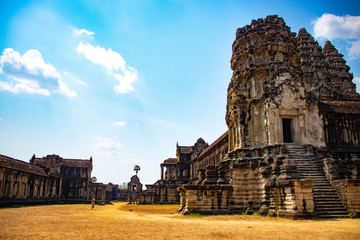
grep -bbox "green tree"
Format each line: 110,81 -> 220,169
118,182 -> 127,189
91,176 -> 97,183
133,165 -> 141,175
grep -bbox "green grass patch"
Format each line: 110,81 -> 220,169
185,213 -> 205,218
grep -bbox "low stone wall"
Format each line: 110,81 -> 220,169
139,192 -> 156,204
270,179 -> 315,219
178,185 -> 232,214
159,185 -> 179,203
230,167 -> 266,212
332,179 -> 360,214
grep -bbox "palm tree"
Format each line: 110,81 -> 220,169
133,165 -> 141,175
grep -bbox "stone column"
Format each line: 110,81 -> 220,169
161,166 -> 164,180
59,178 -> 62,199
166,166 -> 170,180
8,171 -> 14,198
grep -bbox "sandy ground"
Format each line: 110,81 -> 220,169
0,202 -> 359,239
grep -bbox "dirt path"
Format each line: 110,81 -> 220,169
0,202 -> 359,239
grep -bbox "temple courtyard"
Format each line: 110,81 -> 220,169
0,203 -> 359,239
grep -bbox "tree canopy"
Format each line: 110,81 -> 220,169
91,176 -> 97,183
133,165 -> 141,175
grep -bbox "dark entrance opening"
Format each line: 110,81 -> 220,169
282,118 -> 293,143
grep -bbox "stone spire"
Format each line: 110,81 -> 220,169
323,41 -> 356,94
227,15 -> 300,150
296,28 -> 333,99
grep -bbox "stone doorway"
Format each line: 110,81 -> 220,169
282,118 -> 293,143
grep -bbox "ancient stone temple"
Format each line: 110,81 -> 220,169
178,15 -> 360,218
127,174 -> 143,203
139,143 -> 194,204
0,154 -> 93,206
140,134 -> 228,204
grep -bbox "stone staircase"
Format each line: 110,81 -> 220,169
285,144 -> 348,218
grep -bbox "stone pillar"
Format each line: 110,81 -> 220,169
0,168 -> 5,198
161,166 -> 164,180
7,171 -> 14,198
59,178 -> 62,199
44,176 -> 48,198
230,128 -> 235,151
237,123 -> 243,148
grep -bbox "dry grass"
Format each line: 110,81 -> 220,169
0,202 -> 359,240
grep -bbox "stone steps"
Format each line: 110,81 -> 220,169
285,145 -> 348,218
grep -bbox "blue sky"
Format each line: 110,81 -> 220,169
1,0 -> 359,185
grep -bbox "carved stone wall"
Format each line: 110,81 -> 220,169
190,132 -> 228,181
0,154 -> 93,206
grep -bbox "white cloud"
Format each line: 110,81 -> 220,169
94,137 -> 138,164
312,14 -> 360,59
0,48 -> 76,97
74,28 -> 95,38
95,137 -> 123,152
76,42 -> 126,72
76,42 -> 138,94
347,40 -> 360,60
114,121 -> 127,126
354,77 -> 360,93
313,14 -> 360,40
114,67 -> 138,93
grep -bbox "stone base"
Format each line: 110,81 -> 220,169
277,210 -> 316,219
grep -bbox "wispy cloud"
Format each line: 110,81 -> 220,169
74,28 -> 95,38
76,42 -> 138,94
114,121 -> 127,126
63,71 -> 87,86
0,48 -> 76,97
312,13 -> 360,59
94,136 -> 138,164
347,40 -> 360,59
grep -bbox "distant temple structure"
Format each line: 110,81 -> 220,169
0,154 -> 93,206
143,15 -> 360,218
139,133 -> 228,204
0,154 -> 124,206
127,174 -> 143,203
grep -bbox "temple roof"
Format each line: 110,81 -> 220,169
198,131 -> 228,159
319,100 -> 360,114
178,146 -> 193,154
130,175 -> 141,183
61,159 -> 92,168
0,154 -> 47,176
161,158 -> 177,165
33,155 -> 92,169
